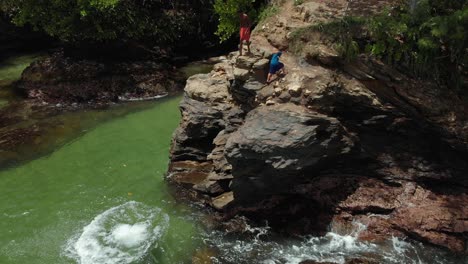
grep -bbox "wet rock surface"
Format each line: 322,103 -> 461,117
166,0 -> 468,255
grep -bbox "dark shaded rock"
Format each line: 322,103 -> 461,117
229,79 -> 265,107
170,96 -> 225,161
225,103 -> 355,203
207,131 -> 233,177
16,51 -> 179,104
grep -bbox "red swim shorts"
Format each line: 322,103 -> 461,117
240,27 -> 251,41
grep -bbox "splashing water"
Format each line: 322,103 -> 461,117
204,221 -> 460,264
65,201 -> 169,264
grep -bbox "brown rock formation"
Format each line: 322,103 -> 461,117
166,0 -> 468,254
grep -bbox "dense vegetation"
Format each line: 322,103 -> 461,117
367,0 -> 467,88
292,0 -> 467,89
1,0 -> 272,45
0,0 -> 216,47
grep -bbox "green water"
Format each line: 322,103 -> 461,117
0,53 -> 213,263
0,53 -> 462,264
0,96 -> 204,263
0,53 -> 44,86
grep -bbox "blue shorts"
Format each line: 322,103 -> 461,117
269,62 -> 284,74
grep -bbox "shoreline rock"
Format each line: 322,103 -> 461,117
15,50 -> 184,106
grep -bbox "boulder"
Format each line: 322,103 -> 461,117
225,103 -> 355,203
170,97 -> 225,161
235,56 -> 259,70
230,80 -> 265,107
233,68 -> 250,82
185,74 -> 232,103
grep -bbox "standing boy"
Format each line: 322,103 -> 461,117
238,10 -> 251,56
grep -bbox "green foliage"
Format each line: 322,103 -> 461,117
291,0 -> 466,89
289,16 -> 366,61
213,0 -> 258,42
367,0 -> 467,88
1,0 -> 208,45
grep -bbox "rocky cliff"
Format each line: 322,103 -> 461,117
166,0 -> 468,254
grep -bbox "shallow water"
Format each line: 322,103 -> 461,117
0,53 -> 44,86
0,54 -> 464,264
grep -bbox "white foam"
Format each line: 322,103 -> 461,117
65,201 -> 169,264
204,220 -> 457,264
112,223 -> 149,248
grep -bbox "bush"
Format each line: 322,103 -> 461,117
1,0 -> 213,46
213,0 -> 275,42
367,0 -> 467,88
290,16 -> 366,61
213,0 -> 259,42
291,0 -> 467,89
